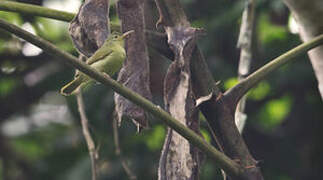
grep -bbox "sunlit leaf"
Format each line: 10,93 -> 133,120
224,79 -> 270,100
248,81 -> 271,100
258,13 -> 288,44
11,138 -> 46,160
34,17 -> 68,41
0,11 -> 22,26
258,95 -> 292,129
145,125 -> 166,151
223,77 -> 238,90
0,77 -> 18,98
201,129 -> 211,143
199,112 -> 207,122
56,41 -> 75,52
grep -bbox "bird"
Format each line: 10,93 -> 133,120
60,30 -> 133,96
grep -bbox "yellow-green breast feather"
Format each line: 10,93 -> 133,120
60,33 -> 127,96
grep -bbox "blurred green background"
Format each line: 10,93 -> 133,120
0,0 -> 322,179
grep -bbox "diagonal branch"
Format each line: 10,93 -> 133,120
0,1 -> 74,22
226,33 -> 323,106
0,1 -> 120,30
206,34 -> 323,180
283,0 -> 323,100
0,18 -> 242,178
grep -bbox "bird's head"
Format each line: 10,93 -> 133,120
107,30 -> 134,42
121,30 -> 134,39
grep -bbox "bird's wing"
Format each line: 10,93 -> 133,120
86,47 -> 113,65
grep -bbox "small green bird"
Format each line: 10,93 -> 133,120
60,31 -> 133,96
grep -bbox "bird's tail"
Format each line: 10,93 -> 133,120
60,77 -> 83,96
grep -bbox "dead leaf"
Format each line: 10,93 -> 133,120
69,0 -> 111,57
115,0 -> 152,130
158,26 -> 203,180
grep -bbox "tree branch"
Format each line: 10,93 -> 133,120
206,35 -> 323,179
0,1 -> 74,22
226,33 -> 323,106
0,18 -> 242,178
0,1 -> 120,30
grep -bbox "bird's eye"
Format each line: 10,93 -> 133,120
114,35 -> 118,38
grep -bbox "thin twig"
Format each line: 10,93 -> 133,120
235,0 -> 256,133
0,19 -> 242,178
112,114 -> 137,180
76,88 -> 98,180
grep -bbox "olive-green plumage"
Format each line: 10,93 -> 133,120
60,31 -> 131,96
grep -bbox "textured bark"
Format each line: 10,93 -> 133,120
156,0 -> 204,180
198,94 -> 263,180
154,0 -> 203,179
69,0 -> 110,57
158,27 -> 202,180
153,0 -> 264,179
283,0 -> 323,100
115,0 -> 152,129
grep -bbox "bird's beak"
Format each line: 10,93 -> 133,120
121,30 -> 134,39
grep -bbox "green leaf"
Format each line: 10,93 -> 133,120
0,11 -> 22,26
248,81 -> 271,100
34,17 -> 68,41
145,125 -> 166,151
258,95 -> 292,129
223,77 -> 238,90
0,77 -> 18,98
201,129 -> 211,143
258,13 -> 288,44
11,138 -> 46,160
